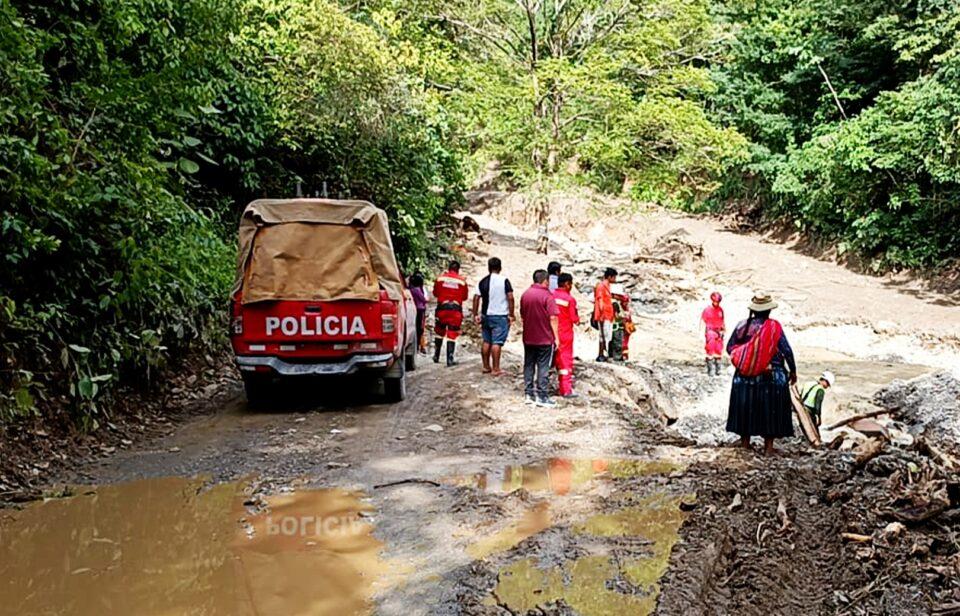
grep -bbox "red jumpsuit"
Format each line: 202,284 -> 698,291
553,288 -> 579,395
701,304 -> 725,357
433,270 -> 468,340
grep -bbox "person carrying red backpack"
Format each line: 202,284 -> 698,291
725,293 -> 797,456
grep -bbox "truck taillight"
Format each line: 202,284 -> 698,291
381,314 -> 396,333
232,315 -> 243,335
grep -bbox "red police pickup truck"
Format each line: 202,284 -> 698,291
230,199 -> 417,404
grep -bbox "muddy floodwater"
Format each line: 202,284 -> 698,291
0,458 -> 692,615
488,494 -> 689,615
0,477 -> 392,615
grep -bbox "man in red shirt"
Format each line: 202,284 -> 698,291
432,260 -> 469,366
553,273 -> 579,397
593,267 -> 617,362
520,269 -> 560,407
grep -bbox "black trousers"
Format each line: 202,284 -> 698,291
415,308 -> 426,347
523,344 -> 554,399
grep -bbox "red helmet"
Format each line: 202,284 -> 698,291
710,291 -> 722,303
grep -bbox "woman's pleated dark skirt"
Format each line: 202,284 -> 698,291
726,366 -> 795,437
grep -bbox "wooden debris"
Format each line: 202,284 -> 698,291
854,438 -> 885,468
915,437 -> 960,471
825,409 -> 896,431
373,478 -> 442,489
632,253 -> 674,265
848,418 -> 889,439
825,433 -> 846,450
841,532 -> 872,543
776,498 -> 793,533
933,602 -> 960,616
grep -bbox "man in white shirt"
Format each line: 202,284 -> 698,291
547,261 -> 562,291
472,257 -> 515,376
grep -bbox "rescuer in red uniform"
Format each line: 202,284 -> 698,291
432,260 -> 469,366
553,273 -> 580,397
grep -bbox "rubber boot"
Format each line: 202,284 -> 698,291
706,358 -> 714,376
713,358 -> 723,377
433,338 -> 442,363
446,341 -> 457,367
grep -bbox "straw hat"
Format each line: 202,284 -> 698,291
749,293 -> 778,312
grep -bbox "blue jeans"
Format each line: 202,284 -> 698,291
482,315 -> 510,346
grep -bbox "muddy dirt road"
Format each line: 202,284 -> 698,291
2,199 -> 959,615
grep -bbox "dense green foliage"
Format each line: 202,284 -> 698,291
2,0 -> 957,423
0,0 -> 461,423
710,0 -> 960,267
355,0 -> 748,203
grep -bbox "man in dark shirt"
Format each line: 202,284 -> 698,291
520,269 -> 560,407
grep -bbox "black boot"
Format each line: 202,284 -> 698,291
706,358 -> 713,376
713,358 -> 723,377
446,341 -> 457,366
433,338 -> 442,363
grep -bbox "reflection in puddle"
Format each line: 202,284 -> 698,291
467,503 -> 551,560
449,458 -> 682,495
488,494 -> 689,616
0,477 -> 391,615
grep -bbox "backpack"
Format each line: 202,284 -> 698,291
730,319 -> 783,376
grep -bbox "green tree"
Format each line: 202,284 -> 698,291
711,0 -> 960,267
360,0 -> 747,252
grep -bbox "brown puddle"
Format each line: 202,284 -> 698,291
0,477 -> 393,615
466,502 -> 552,560
481,486 -> 690,616
448,458 -> 683,496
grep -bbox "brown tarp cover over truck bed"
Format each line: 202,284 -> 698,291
234,199 -> 405,304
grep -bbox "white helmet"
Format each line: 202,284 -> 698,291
820,370 -> 836,387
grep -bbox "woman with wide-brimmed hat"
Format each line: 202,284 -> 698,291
725,293 -> 797,455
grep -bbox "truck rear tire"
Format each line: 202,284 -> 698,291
242,372 -> 272,408
383,361 -> 407,402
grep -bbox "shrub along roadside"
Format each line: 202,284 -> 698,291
0,0 -> 463,426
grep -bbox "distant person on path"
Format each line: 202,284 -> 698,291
432,260 -> 469,366
472,257 -> 515,376
725,293 -> 797,455
800,370 -> 835,427
701,292 -> 726,376
553,273 -> 580,397
547,261 -> 562,292
593,268 -> 617,362
408,272 -> 428,354
521,269 -> 560,407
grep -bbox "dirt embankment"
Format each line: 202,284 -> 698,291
0,350 -> 240,502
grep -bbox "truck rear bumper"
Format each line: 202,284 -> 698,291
235,353 -> 394,376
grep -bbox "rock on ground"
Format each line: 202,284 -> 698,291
874,371 -> 960,452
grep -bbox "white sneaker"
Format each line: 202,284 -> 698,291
524,394 -> 536,405
536,397 -> 557,408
